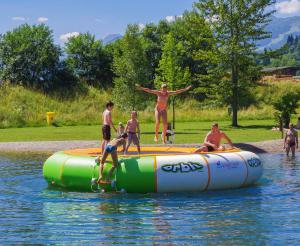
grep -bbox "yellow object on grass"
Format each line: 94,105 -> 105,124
46,112 -> 55,125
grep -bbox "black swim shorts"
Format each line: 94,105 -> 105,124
102,125 -> 111,141
207,146 -> 214,152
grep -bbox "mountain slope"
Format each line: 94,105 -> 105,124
258,16 -> 300,51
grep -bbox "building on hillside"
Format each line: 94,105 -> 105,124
261,66 -> 300,77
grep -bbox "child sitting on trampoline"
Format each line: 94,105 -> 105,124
96,133 -> 128,184
124,111 -> 141,155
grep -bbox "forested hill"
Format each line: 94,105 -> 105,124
260,35 -> 300,67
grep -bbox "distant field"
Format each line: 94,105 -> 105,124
0,120 -> 281,143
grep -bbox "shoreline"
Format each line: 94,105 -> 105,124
0,139 -> 285,154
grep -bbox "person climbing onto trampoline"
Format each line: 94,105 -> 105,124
96,133 -> 128,184
101,101 -> 117,154
136,83 -> 192,144
284,123 -> 298,157
194,123 -> 234,153
124,111 -> 141,155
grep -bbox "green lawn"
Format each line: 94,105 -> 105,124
0,119 -> 281,143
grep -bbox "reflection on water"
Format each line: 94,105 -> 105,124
0,153 -> 300,244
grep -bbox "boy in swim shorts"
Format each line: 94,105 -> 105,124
194,123 -> 234,153
96,133 -> 128,184
125,111 -> 141,154
101,101 -> 117,154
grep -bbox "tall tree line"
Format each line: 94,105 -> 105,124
0,0 -> 275,126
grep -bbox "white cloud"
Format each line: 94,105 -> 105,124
37,17 -> 48,23
60,32 -> 80,42
275,0 -> 300,14
12,16 -> 26,21
165,16 -> 176,23
165,15 -> 183,23
138,23 -> 145,30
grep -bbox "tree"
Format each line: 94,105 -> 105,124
155,32 -> 191,128
0,24 -> 61,91
113,24 -> 150,111
65,33 -> 113,88
141,21 -> 172,86
272,91 -> 300,129
171,10 -> 217,101
195,0 -> 275,126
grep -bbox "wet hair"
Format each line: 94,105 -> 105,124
106,101 -> 114,108
212,123 -> 218,127
118,133 -> 128,139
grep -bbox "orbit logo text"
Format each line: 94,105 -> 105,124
161,162 -> 204,173
247,157 -> 261,167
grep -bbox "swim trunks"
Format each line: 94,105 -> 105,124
128,132 -> 139,146
288,141 -> 296,147
102,125 -> 111,141
105,145 -> 117,153
207,146 -> 215,152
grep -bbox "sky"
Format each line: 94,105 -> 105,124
0,0 -> 299,45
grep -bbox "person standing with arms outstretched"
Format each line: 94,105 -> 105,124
136,83 -> 192,144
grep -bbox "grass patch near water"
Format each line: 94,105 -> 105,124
0,120 -> 281,143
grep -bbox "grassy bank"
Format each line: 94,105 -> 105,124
0,120 -> 281,143
1,81 -> 300,129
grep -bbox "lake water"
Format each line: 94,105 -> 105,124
0,153 -> 299,245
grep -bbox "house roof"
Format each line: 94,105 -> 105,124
261,66 -> 300,73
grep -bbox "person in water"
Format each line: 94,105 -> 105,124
136,83 -> 192,144
194,123 -> 234,152
101,101 -> 117,154
96,133 -> 128,184
125,111 -> 141,154
284,123 -> 298,157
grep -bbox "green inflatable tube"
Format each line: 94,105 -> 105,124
43,148 -> 263,193
43,151 -> 156,193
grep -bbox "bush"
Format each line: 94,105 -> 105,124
272,90 -> 300,128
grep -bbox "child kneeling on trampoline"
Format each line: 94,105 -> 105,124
96,133 -> 128,184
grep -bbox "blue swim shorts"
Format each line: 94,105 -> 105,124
105,145 -> 117,153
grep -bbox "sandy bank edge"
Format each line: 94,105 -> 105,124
0,139 -> 285,154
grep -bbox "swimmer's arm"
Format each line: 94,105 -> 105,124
204,134 -> 217,149
169,85 -> 192,95
108,112 -> 117,132
136,84 -> 160,95
284,133 -> 287,148
222,132 -> 233,147
121,139 -> 126,152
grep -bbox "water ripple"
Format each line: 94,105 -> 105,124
0,153 -> 300,245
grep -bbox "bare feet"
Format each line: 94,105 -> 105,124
154,136 -> 158,143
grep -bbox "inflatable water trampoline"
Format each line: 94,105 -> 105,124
43,146 -> 262,193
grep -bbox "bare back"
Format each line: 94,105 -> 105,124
109,138 -> 126,147
103,109 -> 112,125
